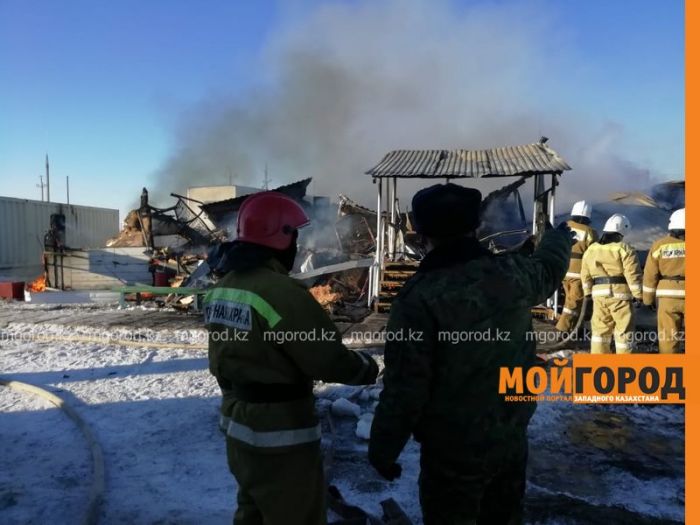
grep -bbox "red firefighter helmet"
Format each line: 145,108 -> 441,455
236,192 -> 310,250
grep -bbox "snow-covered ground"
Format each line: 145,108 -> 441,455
0,313 -> 684,524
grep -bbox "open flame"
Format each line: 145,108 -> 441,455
27,275 -> 47,292
309,284 -> 341,306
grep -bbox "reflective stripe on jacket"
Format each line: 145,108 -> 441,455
226,420 -> 322,448
206,258 -> 378,451
643,235 -> 685,304
580,241 -> 643,300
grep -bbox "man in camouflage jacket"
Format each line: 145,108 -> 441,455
368,183 -> 571,525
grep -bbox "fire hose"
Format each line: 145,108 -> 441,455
0,377 -> 105,525
541,296 -> 591,353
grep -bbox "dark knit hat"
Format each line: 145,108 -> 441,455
411,183 -> 482,237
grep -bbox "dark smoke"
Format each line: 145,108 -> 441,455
151,0 -> 674,216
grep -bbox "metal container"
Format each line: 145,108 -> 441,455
0,196 -> 119,280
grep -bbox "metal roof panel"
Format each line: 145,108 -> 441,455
366,142 -> 571,178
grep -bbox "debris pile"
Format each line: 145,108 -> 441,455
106,174 -> 545,314
108,175 -> 682,314
108,189 -> 222,250
104,189 -> 222,305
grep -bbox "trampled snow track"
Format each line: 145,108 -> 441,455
0,377 -> 105,525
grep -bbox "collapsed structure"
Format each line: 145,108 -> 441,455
92,139 -> 572,318
22,139 -> 684,325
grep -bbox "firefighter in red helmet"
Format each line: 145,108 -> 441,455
205,191 -> 378,525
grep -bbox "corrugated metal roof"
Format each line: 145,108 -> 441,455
366,142 -> 571,178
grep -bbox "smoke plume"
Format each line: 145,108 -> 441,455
152,0 -> 670,214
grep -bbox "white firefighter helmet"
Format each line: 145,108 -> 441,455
603,213 -> 631,234
571,200 -> 592,218
668,208 -> 685,230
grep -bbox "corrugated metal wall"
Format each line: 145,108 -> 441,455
0,196 -> 119,277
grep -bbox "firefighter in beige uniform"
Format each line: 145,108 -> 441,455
643,208 -> 685,353
556,200 -> 598,332
580,214 -> 643,353
206,192 -> 379,525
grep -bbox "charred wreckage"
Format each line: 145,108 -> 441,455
34,138 -> 683,324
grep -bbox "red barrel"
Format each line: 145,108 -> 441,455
154,271 -> 171,287
0,282 -> 25,300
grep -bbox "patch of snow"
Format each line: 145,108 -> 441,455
0,387 -> 91,524
331,398 -> 361,418
355,413 -> 374,440
0,309 -> 685,524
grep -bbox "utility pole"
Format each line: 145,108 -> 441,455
37,175 -> 46,201
45,154 -> 50,202
66,176 -> 70,205
262,163 -> 271,190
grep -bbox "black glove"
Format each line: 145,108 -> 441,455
556,221 -> 577,245
648,303 -> 657,312
518,236 -> 536,255
372,461 -> 402,481
633,298 -> 642,308
358,351 -> 380,384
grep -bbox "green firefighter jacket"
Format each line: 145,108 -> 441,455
369,228 -> 571,467
205,258 -> 378,453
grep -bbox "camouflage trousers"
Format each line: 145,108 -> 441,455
419,437 -> 528,525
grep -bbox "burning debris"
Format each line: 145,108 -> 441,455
26,275 -> 47,293
104,164 -> 683,319
106,181 -> 377,313
309,284 -> 342,309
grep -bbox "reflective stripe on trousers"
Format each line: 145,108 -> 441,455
656,289 -> 686,298
227,421 -> 322,448
219,415 -> 231,432
591,288 -> 633,300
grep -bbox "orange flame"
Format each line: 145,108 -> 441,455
27,275 -> 47,292
309,284 -> 341,306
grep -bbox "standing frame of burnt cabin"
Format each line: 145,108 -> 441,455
365,138 -> 571,314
